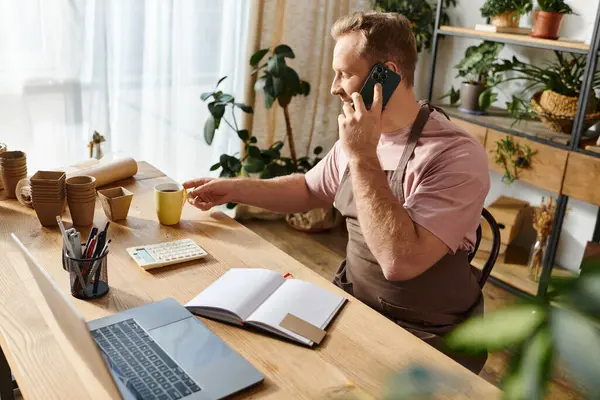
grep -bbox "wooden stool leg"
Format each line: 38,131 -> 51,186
0,346 -> 15,400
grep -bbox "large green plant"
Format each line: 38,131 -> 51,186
537,0 -> 574,14
250,44 -> 311,167
372,0 -> 457,53
441,41 -> 505,110
201,45 -> 322,208
480,0 -> 532,18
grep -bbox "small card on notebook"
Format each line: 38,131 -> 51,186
185,268 -> 347,346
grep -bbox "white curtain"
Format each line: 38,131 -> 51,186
0,0 -> 250,182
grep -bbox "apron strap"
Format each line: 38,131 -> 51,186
390,104 -> 432,199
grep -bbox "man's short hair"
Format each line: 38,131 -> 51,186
331,11 -> 417,88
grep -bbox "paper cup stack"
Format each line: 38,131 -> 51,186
31,171 -> 66,226
0,151 -> 27,199
66,175 -> 97,226
0,143 -> 6,191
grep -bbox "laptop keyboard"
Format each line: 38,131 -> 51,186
92,318 -> 202,399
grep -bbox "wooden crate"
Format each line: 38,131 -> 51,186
562,151 -> 600,207
485,130 -> 569,194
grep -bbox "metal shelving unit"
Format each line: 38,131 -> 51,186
427,0 -> 600,298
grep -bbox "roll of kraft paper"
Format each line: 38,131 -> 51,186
67,157 -> 138,188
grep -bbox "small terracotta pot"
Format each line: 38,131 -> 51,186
532,10 -> 564,40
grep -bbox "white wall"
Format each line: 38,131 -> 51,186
414,0 -> 599,271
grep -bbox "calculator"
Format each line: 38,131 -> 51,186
126,239 -> 208,270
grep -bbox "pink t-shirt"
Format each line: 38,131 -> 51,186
305,110 -> 490,253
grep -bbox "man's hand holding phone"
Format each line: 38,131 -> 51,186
338,83 -> 383,161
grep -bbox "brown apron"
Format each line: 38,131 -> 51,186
332,103 -> 487,374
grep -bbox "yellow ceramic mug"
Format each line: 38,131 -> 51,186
154,182 -> 187,225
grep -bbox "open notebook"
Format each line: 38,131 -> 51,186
185,268 -> 347,346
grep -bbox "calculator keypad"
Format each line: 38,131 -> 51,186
128,239 -> 207,270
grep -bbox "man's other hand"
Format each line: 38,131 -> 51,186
338,83 -> 383,160
182,178 -> 235,211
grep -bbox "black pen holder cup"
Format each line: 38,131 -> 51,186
62,244 -> 109,299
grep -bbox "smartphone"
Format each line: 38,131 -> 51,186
358,63 -> 402,111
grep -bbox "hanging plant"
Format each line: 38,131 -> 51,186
494,136 -> 536,184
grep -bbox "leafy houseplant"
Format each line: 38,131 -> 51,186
441,41 -> 504,114
480,0 -> 533,28
497,51 -> 600,133
372,0 -> 457,53
532,0 -> 574,39
201,44 -> 326,218
494,136 -> 536,184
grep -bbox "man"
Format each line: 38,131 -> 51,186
184,12 -> 490,372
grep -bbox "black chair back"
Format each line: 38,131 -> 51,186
469,208 -> 501,288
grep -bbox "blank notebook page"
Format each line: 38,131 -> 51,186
246,279 -> 346,344
185,268 -> 285,320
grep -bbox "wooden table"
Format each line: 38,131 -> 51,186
0,162 -> 500,399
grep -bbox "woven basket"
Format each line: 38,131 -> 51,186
531,91 -> 600,134
539,90 -> 597,117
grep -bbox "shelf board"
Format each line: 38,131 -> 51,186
471,255 -> 576,296
440,105 -> 600,149
438,26 -> 590,54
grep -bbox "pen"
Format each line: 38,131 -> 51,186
92,239 -> 111,294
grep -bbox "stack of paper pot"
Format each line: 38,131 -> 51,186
66,175 -> 96,226
0,151 -> 27,199
31,171 -> 66,226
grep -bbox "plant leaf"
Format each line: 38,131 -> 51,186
267,55 -> 285,77
274,44 -> 295,59
264,93 -> 275,109
216,76 -> 227,87
227,156 -> 242,173
200,92 -> 213,101
551,308 -> 600,397
237,130 -> 249,141
208,102 -> 226,120
204,116 -> 216,145
243,157 -> 265,173
272,76 -> 284,97
502,328 -> 553,400
313,146 -> 323,155
209,162 -> 221,171
270,141 -> 284,151
446,304 -> 546,353
218,94 -> 234,104
250,137 -> 258,144
300,80 -> 311,96
282,67 -> 301,93
250,48 -> 269,66
247,146 -> 261,159
234,103 -> 253,113
254,76 -> 268,92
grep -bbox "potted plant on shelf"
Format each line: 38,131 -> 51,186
201,44 -> 339,232
441,41 -> 505,115
496,51 -> 600,133
531,0 -> 574,40
480,0 -> 532,28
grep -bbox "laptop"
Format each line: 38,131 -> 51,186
10,233 -> 264,400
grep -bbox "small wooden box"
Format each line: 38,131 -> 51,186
482,196 -> 530,246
